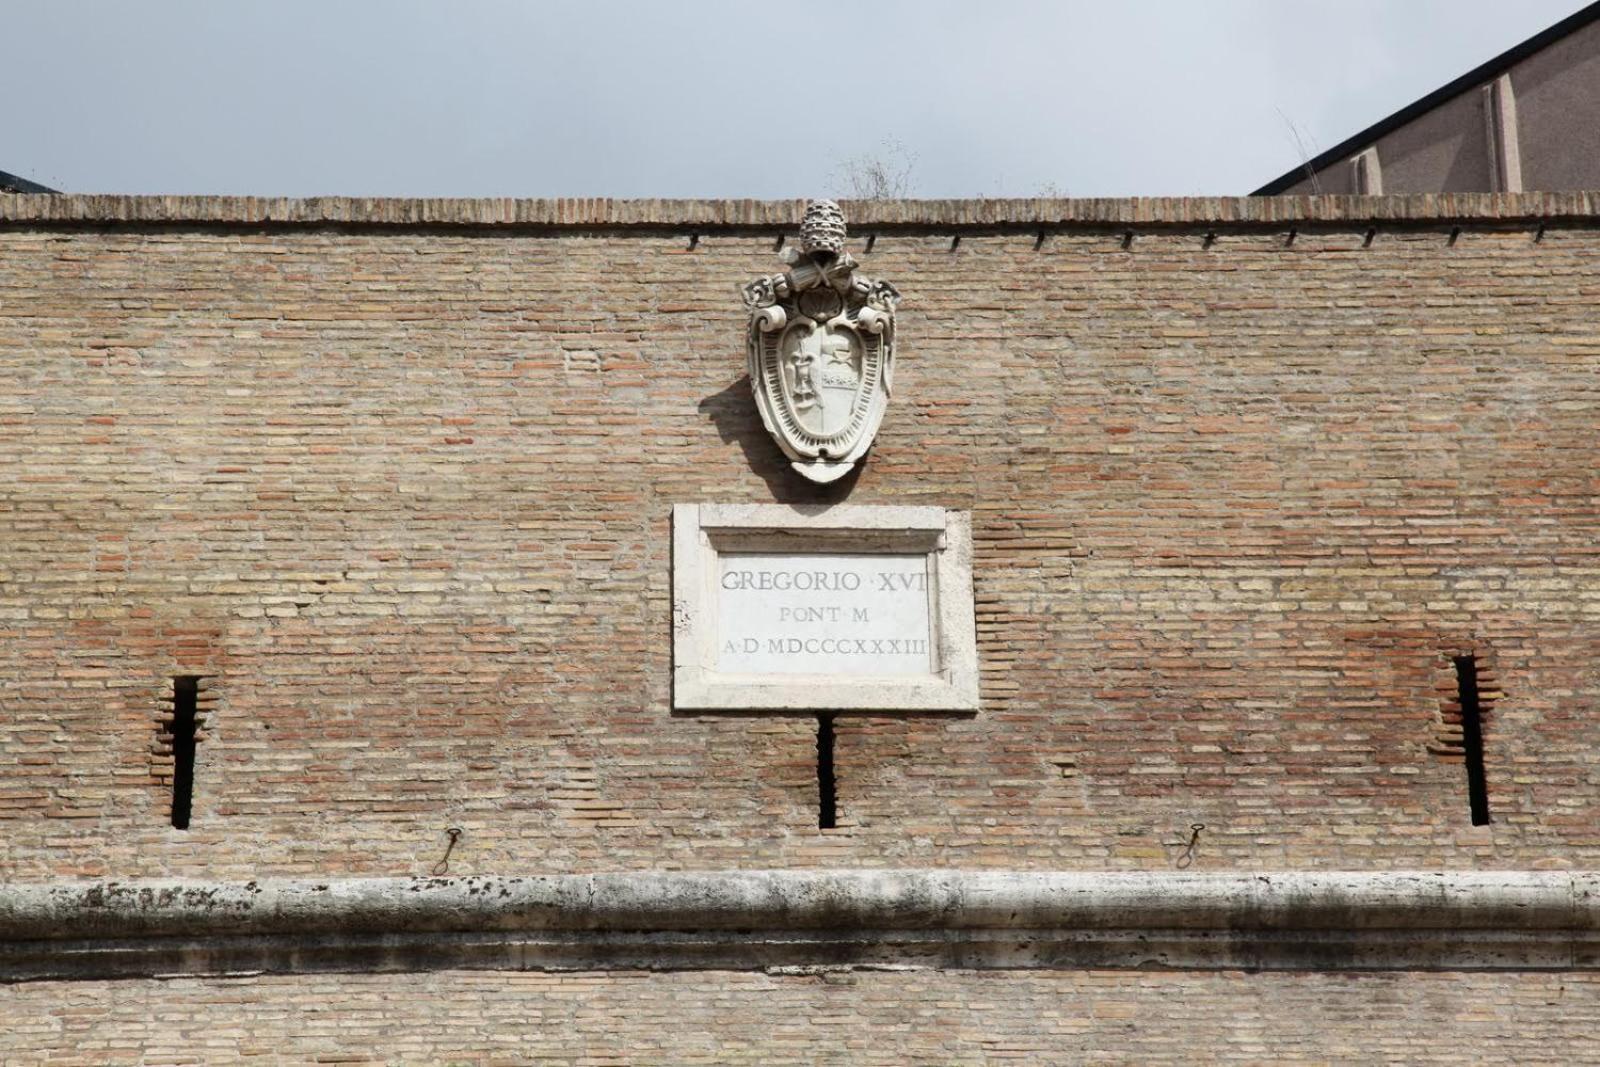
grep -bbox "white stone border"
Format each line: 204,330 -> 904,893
672,503 -> 979,712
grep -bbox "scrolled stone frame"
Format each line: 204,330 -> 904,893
741,200 -> 901,484
672,503 -> 979,712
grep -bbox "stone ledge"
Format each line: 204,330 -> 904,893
3,192 -> 1600,231
2,870 -> 1596,981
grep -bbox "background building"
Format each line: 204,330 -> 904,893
0,170 -> 54,194
1256,0 -> 1600,195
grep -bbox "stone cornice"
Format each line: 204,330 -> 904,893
2,192 -> 1599,232
2,870 -> 1597,981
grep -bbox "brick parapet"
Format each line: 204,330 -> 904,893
3,191 -> 1600,231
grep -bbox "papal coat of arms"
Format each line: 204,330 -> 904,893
741,200 -> 901,483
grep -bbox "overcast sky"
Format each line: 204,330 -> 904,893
3,0 -> 1591,199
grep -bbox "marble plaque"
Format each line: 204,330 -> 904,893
716,553 -> 933,677
672,503 -> 979,712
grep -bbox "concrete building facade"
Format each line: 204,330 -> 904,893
1258,1 -> 1600,195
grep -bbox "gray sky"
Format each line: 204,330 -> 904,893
3,0 -> 1590,198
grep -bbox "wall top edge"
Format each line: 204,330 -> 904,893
3,192 -> 1600,231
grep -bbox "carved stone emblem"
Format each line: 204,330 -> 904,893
741,200 -> 901,483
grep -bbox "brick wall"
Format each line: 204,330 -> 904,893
3,192 -> 1599,1060
4,969 -> 1599,1064
1,196 -> 1597,880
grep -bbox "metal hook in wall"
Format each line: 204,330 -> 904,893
431,826 -> 463,876
1175,823 -> 1205,869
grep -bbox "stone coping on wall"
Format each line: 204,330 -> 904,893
2,870 -> 1597,981
3,192 -> 1600,231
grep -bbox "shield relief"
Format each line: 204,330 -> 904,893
742,201 -> 900,484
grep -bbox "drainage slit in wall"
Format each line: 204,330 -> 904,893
816,714 -> 837,830
1454,655 -> 1491,826
167,676 -> 200,830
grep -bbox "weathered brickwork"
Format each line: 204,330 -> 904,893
1,196 -> 1597,880
1,194 -> 1598,1058
4,969 -> 1599,1064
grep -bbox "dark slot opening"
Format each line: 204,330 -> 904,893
816,715 -> 837,830
1454,655 -> 1490,826
168,676 -> 200,830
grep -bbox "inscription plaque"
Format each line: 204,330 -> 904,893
672,503 -> 979,712
716,553 -> 933,677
